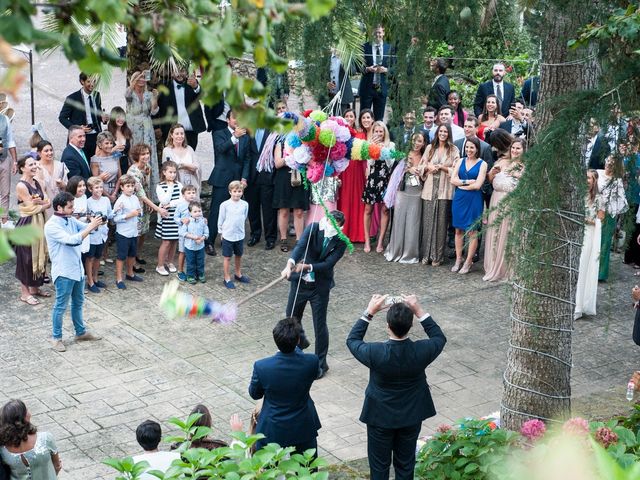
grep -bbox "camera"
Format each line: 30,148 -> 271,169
385,295 -> 402,306
89,210 -> 107,223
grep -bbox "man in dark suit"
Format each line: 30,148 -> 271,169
358,25 -> 393,121
58,72 -> 106,159
203,98 -> 229,134
390,111 -> 417,151
520,75 -> 539,108
249,317 -> 321,452
282,211 -> 348,379
327,47 -> 354,115
584,118 -> 611,170
347,294 -> 446,480
245,129 -> 277,250
473,63 -> 516,118
155,68 -> 207,150
499,100 -> 530,140
206,110 -> 250,256
455,115 -> 494,165
428,58 -> 450,110
419,107 -> 437,142
60,126 -> 91,180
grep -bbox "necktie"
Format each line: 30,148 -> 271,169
374,45 -> 381,85
496,84 -> 503,103
321,236 -> 330,256
79,148 -> 88,166
88,95 -> 95,125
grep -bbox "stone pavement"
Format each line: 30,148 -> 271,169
0,49 -> 637,478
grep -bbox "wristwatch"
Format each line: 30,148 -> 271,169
362,310 -> 374,320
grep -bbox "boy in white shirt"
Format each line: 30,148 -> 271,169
113,174 -> 143,289
173,184 -> 198,281
85,177 -> 112,293
218,181 -> 249,289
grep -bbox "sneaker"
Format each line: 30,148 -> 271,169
125,274 -> 144,282
116,281 -> 127,289
187,276 -> 197,284
177,271 -> 187,281
1,219 -> 15,229
198,275 -> 206,283
136,257 -> 147,265
87,284 -> 101,293
99,260 -> 105,266
95,280 -> 107,288
166,263 -> 177,273
133,266 -> 145,273
223,279 -> 236,289
156,266 -> 169,276
76,332 -> 102,342
50,339 -> 66,352
105,258 -> 114,264
234,274 -> 250,284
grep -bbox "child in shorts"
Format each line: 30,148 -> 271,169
85,176 -> 112,293
218,180 -> 249,289
113,174 -> 143,289
173,184 -> 198,281
179,201 -> 209,284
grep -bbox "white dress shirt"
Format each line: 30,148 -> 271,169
173,80 -> 194,132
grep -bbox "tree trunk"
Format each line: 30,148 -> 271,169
501,0 -> 601,431
127,4 -> 151,76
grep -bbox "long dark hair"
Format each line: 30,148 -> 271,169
358,109 -> 374,136
0,400 -> 37,448
107,106 -> 133,140
410,132 -> 428,156
482,94 -> 502,120
66,175 -> 86,196
427,123 -> 455,162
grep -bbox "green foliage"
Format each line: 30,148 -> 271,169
415,419 -> 520,480
104,413 -> 328,479
0,208 -> 42,264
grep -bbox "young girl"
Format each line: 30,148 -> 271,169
155,160 -> 183,276
85,177 -> 112,293
66,176 -> 91,256
574,170 -> 604,320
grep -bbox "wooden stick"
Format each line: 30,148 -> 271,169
236,275 -> 286,307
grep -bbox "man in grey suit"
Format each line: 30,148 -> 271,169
327,47 -> 354,115
454,115 -> 493,165
347,294 -> 446,480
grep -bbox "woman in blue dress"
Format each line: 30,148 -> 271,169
450,136 -> 487,274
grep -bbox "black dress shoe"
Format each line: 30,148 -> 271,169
97,270 -> 104,276
299,336 -> 311,350
472,253 -> 480,263
247,236 -> 259,247
133,266 -> 145,273
265,241 -> 275,250
316,366 -> 328,379
205,244 -> 217,256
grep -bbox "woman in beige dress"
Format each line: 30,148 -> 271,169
35,141 -> 67,219
419,124 -> 460,266
483,138 -> 525,281
162,124 -> 201,197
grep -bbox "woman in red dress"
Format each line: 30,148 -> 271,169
337,108 -> 373,243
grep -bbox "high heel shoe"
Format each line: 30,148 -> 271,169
451,259 -> 463,272
459,261 -> 473,274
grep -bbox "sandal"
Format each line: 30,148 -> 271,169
32,289 -> 51,298
280,239 -> 289,253
20,295 -> 40,305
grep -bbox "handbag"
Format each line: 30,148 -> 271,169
290,169 -> 302,187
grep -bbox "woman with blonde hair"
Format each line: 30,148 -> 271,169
162,123 -> 201,197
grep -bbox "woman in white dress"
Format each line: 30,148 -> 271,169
35,141 -> 67,219
162,124 -> 201,197
574,170 -> 604,320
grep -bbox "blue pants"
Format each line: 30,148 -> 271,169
185,247 -> 205,278
52,276 -> 87,340
367,423 -> 422,480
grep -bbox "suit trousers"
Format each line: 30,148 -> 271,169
245,182 -> 276,243
367,423 -> 422,480
83,133 -> 98,159
185,130 -> 199,151
634,308 -> 640,346
286,283 -> 330,371
207,186 -> 231,244
0,157 -> 11,219
360,87 -> 387,121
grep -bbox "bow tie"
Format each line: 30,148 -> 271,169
176,83 -> 184,90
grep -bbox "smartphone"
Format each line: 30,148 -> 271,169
144,70 -> 151,81
385,296 -> 402,306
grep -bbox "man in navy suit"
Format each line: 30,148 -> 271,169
58,73 -> 106,159
60,126 -> 91,181
206,110 -> 250,256
347,294 -> 446,480
473,63 -> 515,118
428,58 -> 450,110
245,128 -> 277,250
282,211 -> 348,379
499,100 -> 530,140
155,68 -> 207,150
249,317 -> 321,453
359,25 -> 393,121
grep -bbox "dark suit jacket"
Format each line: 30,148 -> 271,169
289,223 -> 347,294
390,125 -> 417,152
358,42 -> 393,98
520,76 -> 539,107
588,134 -> 611,170
346,315 -> 446,428
428,75 -> 450,110
473,81 -> 516,117
499,119 -> 529,139
249,348 -> 321,446
156,81 -> 207,137
58,89 -> 103,131
336,63 -> 354,105
454,137 -> 493,166
61,144 -> 91,180
203,99 -> 228,132
248,130 -> 274,185
207,129 -> 250,188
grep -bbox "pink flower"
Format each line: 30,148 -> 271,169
594,427 -> 618,448
329,142 -> 347,160
436,424 -> 452,434
520,419 -> 546,442
562,417 -> 589,436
